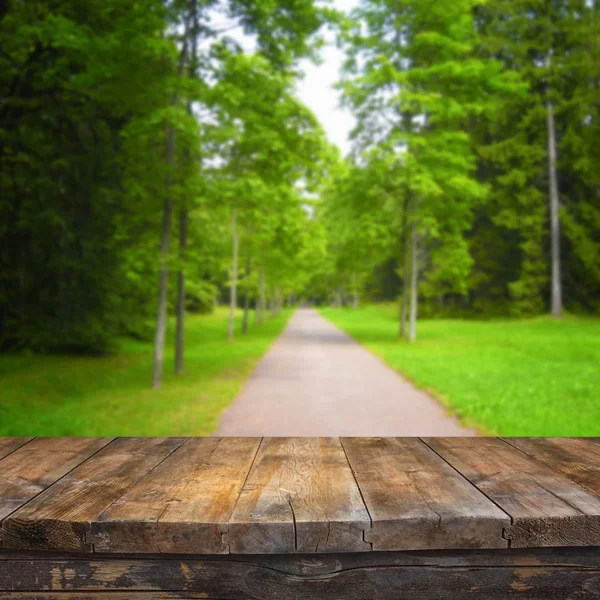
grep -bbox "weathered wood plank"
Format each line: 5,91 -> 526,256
0,438 -> 113,522
0,439 -> 33,462
1,548 -> 600,599
91,437 -> 261,554
2,436 -> 600,560
504,437 -> 600,495
223,437 -> 371,553
424,437 -> 600,548
3,546 -> 600,571
341,437 -> 509,551
0,594 -> 212,599
0,438 -> 184,552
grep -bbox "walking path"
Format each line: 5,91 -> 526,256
216,308 -> 474,436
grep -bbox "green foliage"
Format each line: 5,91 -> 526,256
2,0 -> 599,364
315,0 -> 600,321
467,0 -> 600,316
0,0 -> 331,355
315,0 -> 524,317
185,280 -> 217,315
0,0 -> 171,352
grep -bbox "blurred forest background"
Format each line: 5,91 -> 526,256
0,0 -> 598,435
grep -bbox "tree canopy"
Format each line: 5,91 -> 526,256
1,0 -> 598,364
311,0 -> 600,339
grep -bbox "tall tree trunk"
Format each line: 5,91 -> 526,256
242,290 -> 251,334
242,253 -> 251,334
257,266 -> 266,325
174,0 -> 200,372
175,206 -> 187,374
152,19 -> 190,388
228,208 -> 239,342
408,200 -> 418,343
400,197 -> 410,338
546,52 -> 563,317
352,273 -> 359,308
152,124 -> 176,389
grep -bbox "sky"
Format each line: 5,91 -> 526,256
209,0 -> 358,156
295,0 -> 358,156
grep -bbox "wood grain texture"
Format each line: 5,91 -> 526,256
0,594 -> 213,599
424,437 -> 600,548
0,438 -> 184,552
504,437 -> 600,495
1,548 -> 600,599
0,439 -> 33,462
223,437 -> 371,553
341,437 -> 509,551
0,438 -> 113,522
91,437 -> 261,554
2,436 -> 600,557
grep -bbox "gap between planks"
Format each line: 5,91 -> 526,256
423,437 -> 600,549
83,437 -> 200,552
0,437 -> 116,526
418,437 -> 515,547
339,437 -> 373,551
0,438 -> 35,462
220,437 -> 264,554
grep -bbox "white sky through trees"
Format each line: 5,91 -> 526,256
296,0 -> 358,156
198,0 -> 357,156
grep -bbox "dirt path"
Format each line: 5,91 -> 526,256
216,308 -> 475,436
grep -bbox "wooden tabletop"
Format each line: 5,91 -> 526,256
0,437 -> 599,555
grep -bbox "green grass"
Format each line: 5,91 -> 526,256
0,308 -> 292,436
320,304 -> 600,436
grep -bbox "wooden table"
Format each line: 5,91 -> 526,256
0,437 -> 599,598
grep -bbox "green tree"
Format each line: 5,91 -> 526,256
208,50 -> 328,340
469,0 -> 600,317
0,0 -> 173,352
339,0 -> 523,339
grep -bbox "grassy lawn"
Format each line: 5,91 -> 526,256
320,304 -> 600,436
0,308 -> 292,436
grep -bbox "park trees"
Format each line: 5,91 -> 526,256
0,0 -> 174,352
337,0 -> 522,340
207,50 -> 328,340
147,0 -> 331,381
0,0 -> 331,370
469,0 -> 600,317
2,0 -> 600,372
316,0 -> 600,323
316,152 -> 398,308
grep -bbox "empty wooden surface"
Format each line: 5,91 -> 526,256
0,438 -> 184,552
0,438 -> 112,521
424,437 -> 600,548
1,437 -> 600,554
0,438 -> 32,462
504,437 -> 600,496
341,437 -> 509,550
91,437 -> 261,554
224,438 -> 371,553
